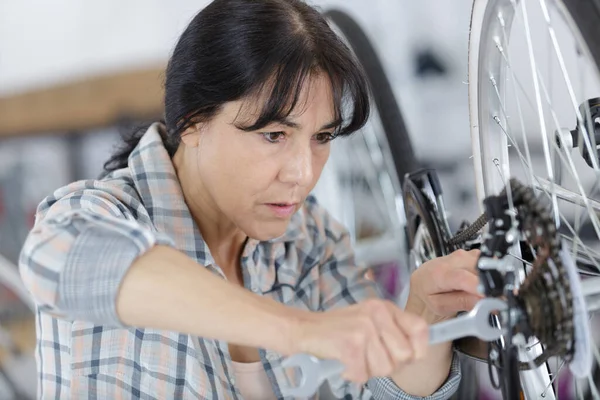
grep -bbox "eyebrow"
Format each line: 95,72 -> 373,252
276,117 -> 342,131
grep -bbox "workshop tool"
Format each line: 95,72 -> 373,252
280,297 -> 508,397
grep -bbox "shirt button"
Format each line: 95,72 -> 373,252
266,352 -> 277,361
251,285 -> 259,293
230,376 -> 236,385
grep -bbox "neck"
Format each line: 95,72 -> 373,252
173,148 -> 247,272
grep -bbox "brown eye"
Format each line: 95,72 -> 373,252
261,131 -> 285,143
314,132 -> 335,144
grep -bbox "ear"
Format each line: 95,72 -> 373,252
180,123 -> 204,147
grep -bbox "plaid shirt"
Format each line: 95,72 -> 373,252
20,123 -> 460,399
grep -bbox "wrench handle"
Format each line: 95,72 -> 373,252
428,319 -> 466,345
318,359 -> 345,378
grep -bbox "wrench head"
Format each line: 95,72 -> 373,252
280,354 -> 322,397
471,297 -> 509,341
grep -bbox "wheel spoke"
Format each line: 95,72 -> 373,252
533,178 -> 600,214
589,343 -> 600,398
519,0 -> 562,227
538,0 -> 600,172
488,75 -> 519,225
532,66 -> 600,247
543,358 -> 566,398
472,0 -> 600,397
575,378 -> 584,400
492,114 -> 600,273
487,43 -> 600,272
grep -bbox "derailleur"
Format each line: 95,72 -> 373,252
402,169 -> 484,272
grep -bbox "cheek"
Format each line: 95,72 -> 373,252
311,148 -> 330,184
197,143 -> 279,202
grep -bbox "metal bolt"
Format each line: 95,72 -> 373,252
505,228 -> 518,243
505,232 -> 515,243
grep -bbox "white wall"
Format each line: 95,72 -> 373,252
0,0 -> 475,162
0,1 -> 471,94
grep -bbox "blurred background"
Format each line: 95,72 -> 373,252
0,0 -> 485,398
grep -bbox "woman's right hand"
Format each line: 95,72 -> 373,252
292,299 -> 429,383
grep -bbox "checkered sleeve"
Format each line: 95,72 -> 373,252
367,351 -> 461,399
19,182 -> 173,327
311,197 -> 461,399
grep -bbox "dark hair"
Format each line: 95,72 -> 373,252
103,0 -> 370,173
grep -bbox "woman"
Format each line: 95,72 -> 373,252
19,0 -> 483,399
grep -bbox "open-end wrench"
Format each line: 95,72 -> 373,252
428,296 -> 508,344
280,297 -> 508,398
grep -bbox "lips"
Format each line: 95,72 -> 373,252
265,202 -> 298,218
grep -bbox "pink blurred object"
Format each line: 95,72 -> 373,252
372,262 -> 402,299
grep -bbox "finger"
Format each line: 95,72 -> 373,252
368,305 -> 399,376
449,249 -> 481,270
366,334 -> 394,377
419,255 -> 482,295
427,292 -> 482,316
379,329 -> 413,367
392,309 -> 428,360
341,344 -> 368,383
342,364 -> 366,384
375,307 -> 414,366
340,354 -> 366,383
439,268 -> 482,295
468,248 -> 481,257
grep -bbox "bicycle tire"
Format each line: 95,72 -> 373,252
561,0 -> 600,73
403,177 -> 446,262
324,9 -> 418,183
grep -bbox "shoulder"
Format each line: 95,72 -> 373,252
36,169 -> 144,221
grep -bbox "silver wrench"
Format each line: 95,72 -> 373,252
280,297 -> 508,398
428,297 -> 508,344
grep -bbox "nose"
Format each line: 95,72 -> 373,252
279,142 -> 313,187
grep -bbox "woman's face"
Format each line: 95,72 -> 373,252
178,73 -> 337,241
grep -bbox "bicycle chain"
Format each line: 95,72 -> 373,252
447,212 -> 490,247
441,179 -> 575,368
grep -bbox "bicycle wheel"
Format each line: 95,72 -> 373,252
324,10 -> 418,183
469,0 -> 600,398
312,10 -> 418,300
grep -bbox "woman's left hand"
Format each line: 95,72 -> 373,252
386,249 -> 483,395
405,249 -> 484,324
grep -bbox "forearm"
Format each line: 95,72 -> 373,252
389,295 -> 454,396
117,245 -> 301,354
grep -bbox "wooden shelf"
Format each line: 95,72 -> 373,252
0,66 -> 166,138
0,317 -> 35,365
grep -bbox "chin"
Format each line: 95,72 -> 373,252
246,221 -> 289,242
